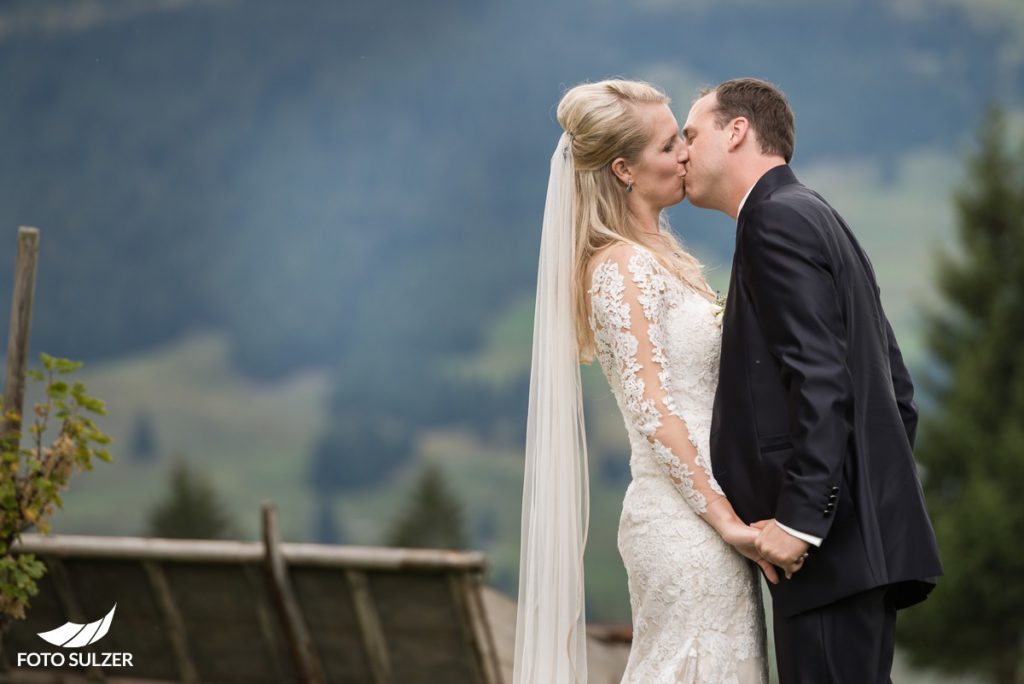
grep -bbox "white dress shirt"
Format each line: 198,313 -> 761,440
736,178 -> 823,549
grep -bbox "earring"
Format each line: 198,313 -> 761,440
626,180 -> 634,193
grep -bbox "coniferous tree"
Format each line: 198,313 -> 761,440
307,415 -> 412,492
313,496 -> 343,544
900,108 -> 1024,684
386,463 -> 467,550
146,458 -> 239,540
129,411 -> 158,463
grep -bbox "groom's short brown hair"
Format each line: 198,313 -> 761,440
701,78 -> 795,163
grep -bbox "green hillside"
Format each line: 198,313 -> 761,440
46,333 -> 331,540
0,0 -> 1019,374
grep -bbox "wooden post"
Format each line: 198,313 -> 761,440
262,503 -> 327,684
3,227 -> 40,439
43,558 -> 107,682
345,569 -> 393,684
143,561 -> 200,683
451,573 -> 503,684
242,563 -> 292,682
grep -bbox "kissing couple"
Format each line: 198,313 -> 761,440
513,77 -> 943,683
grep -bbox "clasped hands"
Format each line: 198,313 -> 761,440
728,519 -> 809,583
752,519 -> 809,580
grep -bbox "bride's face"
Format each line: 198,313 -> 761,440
622,104 -> 688,210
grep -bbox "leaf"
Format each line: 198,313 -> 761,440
54,358 -> 84,374
84,399 -> 107,415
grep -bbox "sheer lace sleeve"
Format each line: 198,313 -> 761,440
587,244 -> 726,514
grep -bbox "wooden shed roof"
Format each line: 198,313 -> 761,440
1,523 -> 501,683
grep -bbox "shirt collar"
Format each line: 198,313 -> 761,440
737,182 -> 757,218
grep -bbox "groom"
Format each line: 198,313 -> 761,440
683,78 -> 942,682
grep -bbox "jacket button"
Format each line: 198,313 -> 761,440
823,509 -> 832,517
831,486 -> 839,493
829,494 -> 837,501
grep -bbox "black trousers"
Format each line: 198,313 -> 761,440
773,586 -> 897,684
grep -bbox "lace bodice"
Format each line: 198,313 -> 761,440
587,242 -> 726,513
586,242 -> 767,683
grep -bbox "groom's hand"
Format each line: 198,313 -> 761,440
753,519 -> 809,579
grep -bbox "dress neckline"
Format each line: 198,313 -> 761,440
626,243 -> 721,308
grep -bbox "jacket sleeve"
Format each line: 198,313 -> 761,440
739,200 -> 854,540
883,315 -> 919,449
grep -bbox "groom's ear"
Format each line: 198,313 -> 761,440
726,116 -> 750,153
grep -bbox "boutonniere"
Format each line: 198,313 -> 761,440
713,290 -> 727,326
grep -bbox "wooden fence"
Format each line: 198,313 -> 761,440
0,506 -> 503,683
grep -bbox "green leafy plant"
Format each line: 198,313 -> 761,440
0,353 -> 111,630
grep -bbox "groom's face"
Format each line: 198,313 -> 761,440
682,93 -> 729,210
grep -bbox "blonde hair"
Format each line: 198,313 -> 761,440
557,79 -> 714,363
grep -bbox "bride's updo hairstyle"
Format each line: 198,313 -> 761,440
558,79 -> 713,363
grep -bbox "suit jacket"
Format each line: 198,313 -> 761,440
710,164 -> 942,617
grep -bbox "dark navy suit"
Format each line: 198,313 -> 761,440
710,165 -> 942,681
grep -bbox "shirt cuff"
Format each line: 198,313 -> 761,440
776,521 -> 823,547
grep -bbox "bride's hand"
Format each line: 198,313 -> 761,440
724,524 -> 779,585
703,498 -> 779,583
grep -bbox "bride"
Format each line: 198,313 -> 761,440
513,79 -> 775,683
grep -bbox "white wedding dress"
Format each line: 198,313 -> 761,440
587,242 -> 768,683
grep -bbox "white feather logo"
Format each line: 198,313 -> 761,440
37,604 -> 117,648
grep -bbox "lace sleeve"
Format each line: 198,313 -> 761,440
587,244 -> 725,514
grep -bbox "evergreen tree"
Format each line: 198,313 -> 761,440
307,415 -> 412,493
900,108 -> 1024,684
146,458 -> 239,540
313,496 -> 343,545
129,411 -> 158,463
386,463 -> 467,550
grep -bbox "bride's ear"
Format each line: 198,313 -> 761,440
611,157 -> 632,187
727,117 -> 750,152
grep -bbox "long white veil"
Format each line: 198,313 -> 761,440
512,131 -> 591,683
